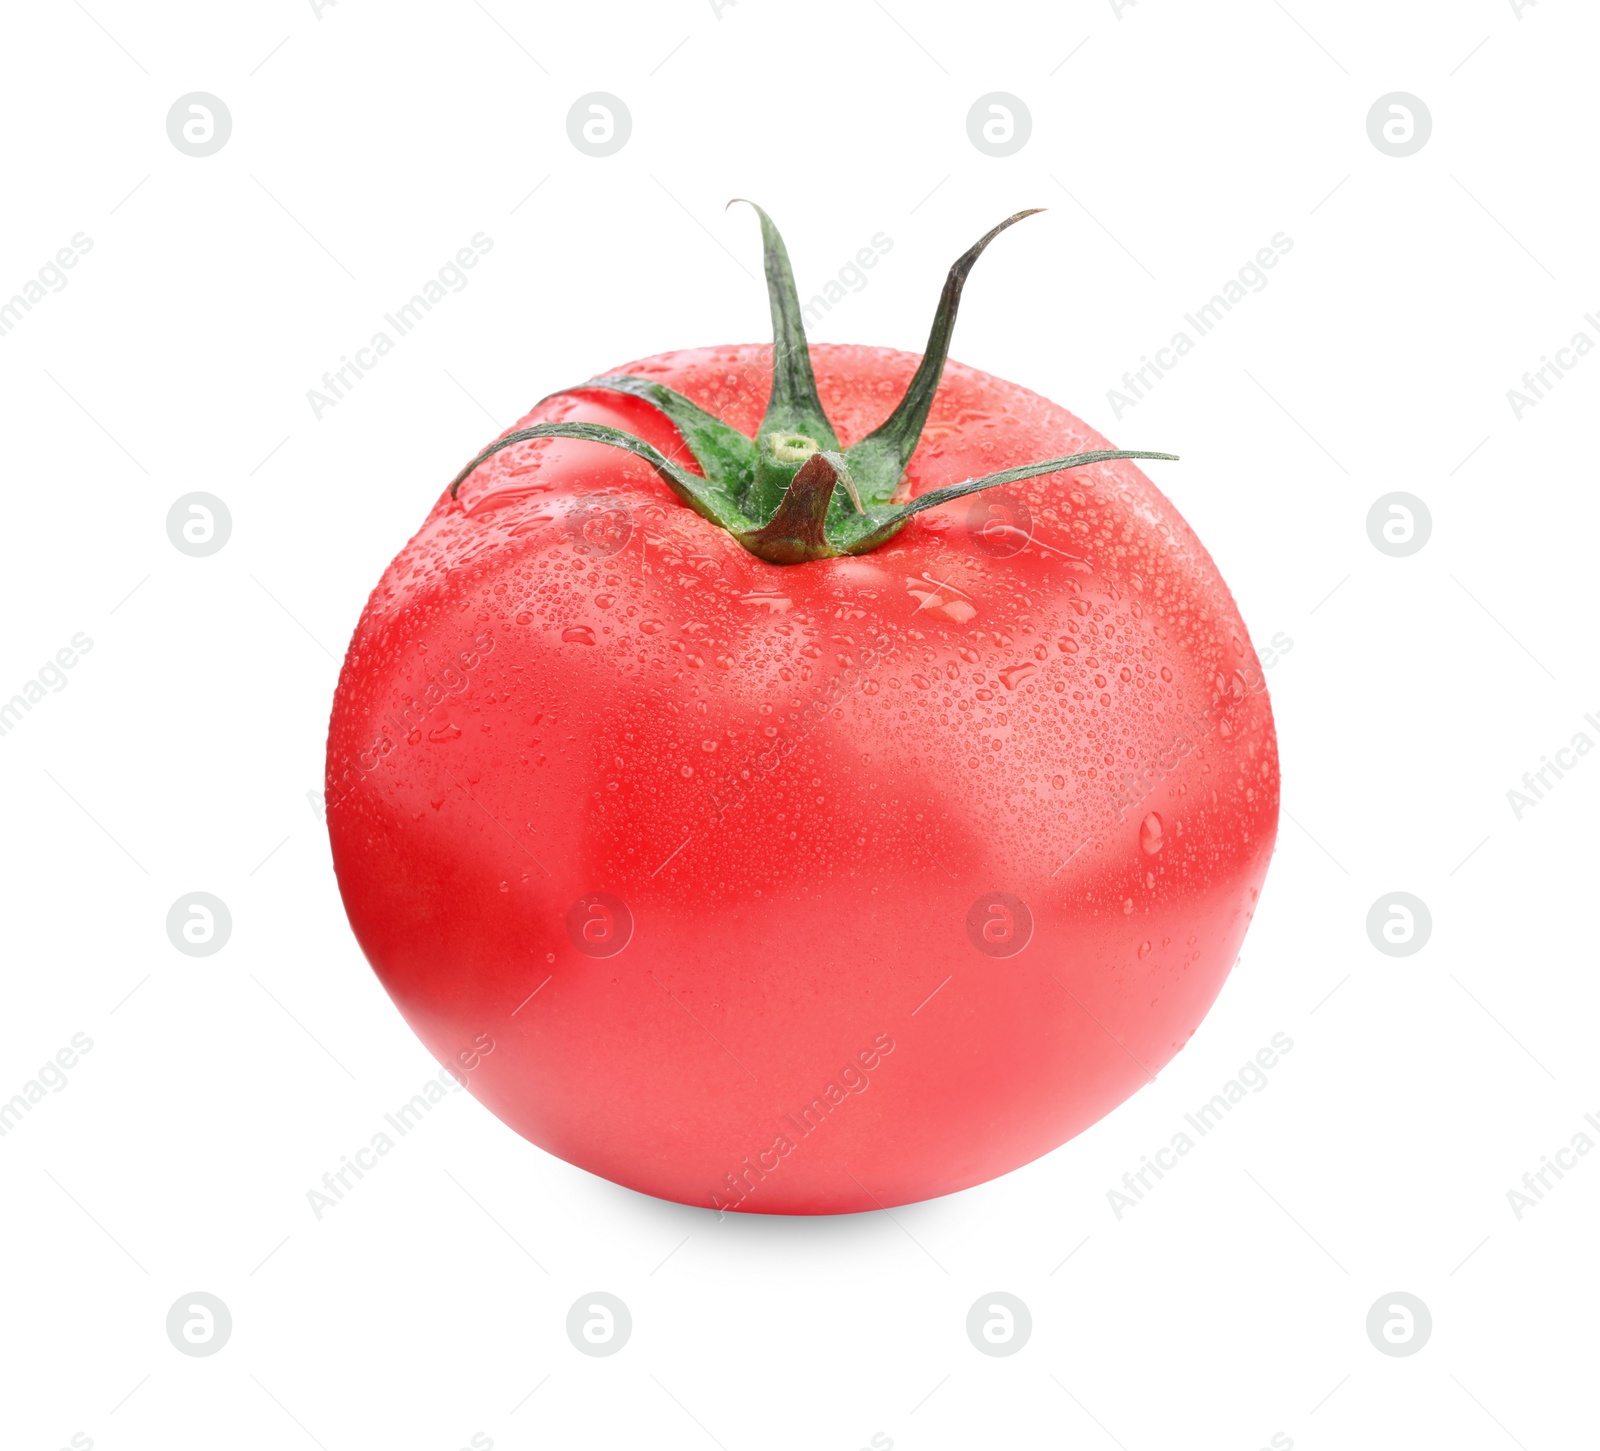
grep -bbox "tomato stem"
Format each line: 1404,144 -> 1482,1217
739,451 -> 858,563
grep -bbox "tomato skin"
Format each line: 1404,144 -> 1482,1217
327,343 -> 1278,1213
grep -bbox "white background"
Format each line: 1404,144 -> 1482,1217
2,1 -> 1596,1448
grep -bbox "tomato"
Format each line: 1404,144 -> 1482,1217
326,206 -> 1278,1213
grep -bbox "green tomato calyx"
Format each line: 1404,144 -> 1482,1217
449,205 -> 1175,565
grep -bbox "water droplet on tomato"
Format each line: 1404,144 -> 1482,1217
998,663 -> 1037,689
562,626 -> 595,645
741,592 -> 791,613
1140,812 -> 1164,854
1138,940 -> 1152,959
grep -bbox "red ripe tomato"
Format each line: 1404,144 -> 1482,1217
326,206 -> 1278,1213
